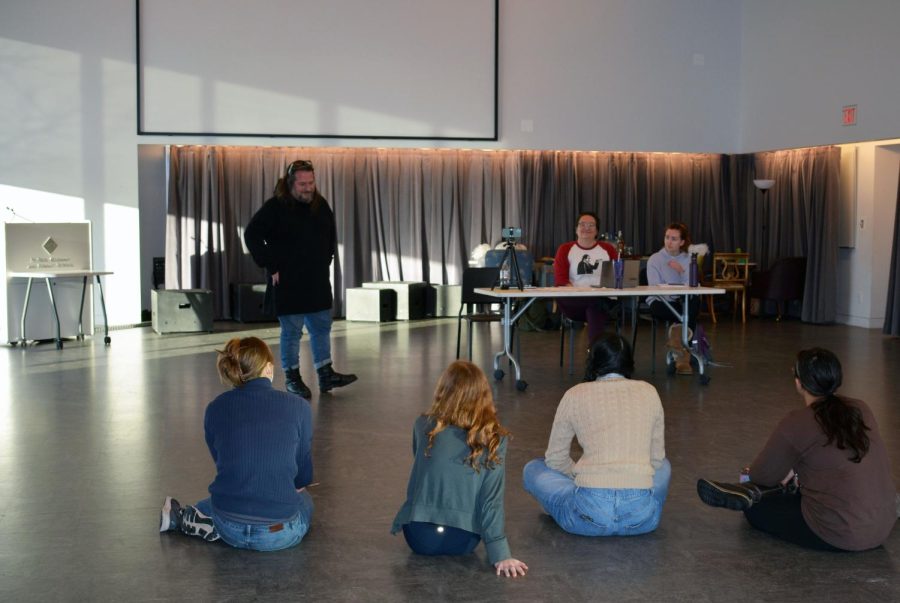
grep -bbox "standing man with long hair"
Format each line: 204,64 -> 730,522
244,160 -> 357,399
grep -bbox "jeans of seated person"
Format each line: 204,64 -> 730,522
278,309 -> 333,372
522,457 -> 671,537
402,521 -> 481,556
194,490 -> 313,551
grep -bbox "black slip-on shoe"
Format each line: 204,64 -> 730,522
697,479 -> 754,511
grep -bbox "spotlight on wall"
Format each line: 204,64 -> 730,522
753,179 -> 775,192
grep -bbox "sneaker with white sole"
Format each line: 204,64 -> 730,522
160,496 -> 183,533
180,505 -> 220,542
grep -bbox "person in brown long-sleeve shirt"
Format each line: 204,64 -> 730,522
697,347 -> 896,551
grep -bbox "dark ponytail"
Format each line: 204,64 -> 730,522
795,348 -> 870,463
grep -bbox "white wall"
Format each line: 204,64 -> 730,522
836,141 -> 899,329
3,0 -> 899,325
1,1 -> 142,327
497,0 -> 742,153
739,0 -> 900,152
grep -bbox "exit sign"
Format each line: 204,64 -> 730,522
842,105 -> 857,126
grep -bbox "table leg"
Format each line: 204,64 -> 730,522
655,295 -> 709,385
95,274 -> 111,345
77,276 -> 87,340
491,297 -> 534,391
45,277 -> 63,349
682,292 -> 710,384
19,277 -> 34,344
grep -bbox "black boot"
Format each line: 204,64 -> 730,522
696,479 -> 788,511
317,363 -> 357,393
285,368 -> 311,399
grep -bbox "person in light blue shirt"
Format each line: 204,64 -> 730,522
646,222 -> 701,374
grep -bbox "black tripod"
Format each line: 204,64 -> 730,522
492,240 -> 525,291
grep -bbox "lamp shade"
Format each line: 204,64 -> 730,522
753,179 -> 775,190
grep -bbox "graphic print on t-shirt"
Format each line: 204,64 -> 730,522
568,244 -> 611,287
577,254 -> 599,275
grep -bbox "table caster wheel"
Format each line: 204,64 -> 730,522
699,374 -> 711,385
666,362 -> 676,376
493,369 -> 505,381
104,336 -> 111,345
9,341 -> 17,347
515,380 -> 528,392
55,340 -> 63,350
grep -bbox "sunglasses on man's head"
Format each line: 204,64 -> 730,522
287,160 -> 313,175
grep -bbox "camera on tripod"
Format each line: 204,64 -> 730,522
501,227 -> 521,243
493,227 -> 525,291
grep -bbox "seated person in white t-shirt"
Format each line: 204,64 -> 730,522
553,211 -> 619,343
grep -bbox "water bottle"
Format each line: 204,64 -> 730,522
500,258 -> 510,289
689,253 -> 699,287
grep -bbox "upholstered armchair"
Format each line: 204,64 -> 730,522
749,257 -> 807,320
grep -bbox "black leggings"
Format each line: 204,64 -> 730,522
743,492 -> 844,552
402,522 -> 481,556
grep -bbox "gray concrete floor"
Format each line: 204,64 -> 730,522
0,316 -> 898,602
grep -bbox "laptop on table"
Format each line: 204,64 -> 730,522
592,259 -> 640,289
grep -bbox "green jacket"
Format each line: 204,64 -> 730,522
391,416 -> 511,564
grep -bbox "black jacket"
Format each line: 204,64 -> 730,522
244,193 -> 336,315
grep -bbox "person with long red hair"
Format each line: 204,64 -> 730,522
391,361 -> 528,578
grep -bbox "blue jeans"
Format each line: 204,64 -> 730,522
278,310 -> 333,371
523,457 -> 671,536
195,491 -> 314,552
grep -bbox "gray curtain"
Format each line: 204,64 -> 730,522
883,167 -> 900,336
519,151 -> 726,259
167,147 -> 523,318
166,145 -> 837,321
732,146 -> 841,323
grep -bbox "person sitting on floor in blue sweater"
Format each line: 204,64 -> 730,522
391,360 -> 528,578
159,336 -> 314,551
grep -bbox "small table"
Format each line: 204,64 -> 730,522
474,285 -> 724,390
7,270 -> 113,349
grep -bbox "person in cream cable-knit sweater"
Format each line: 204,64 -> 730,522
523,333 -> 670,536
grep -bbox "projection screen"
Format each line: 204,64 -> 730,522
136,0 -> 498,140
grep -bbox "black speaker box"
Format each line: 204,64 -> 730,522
231,283 -> 276,322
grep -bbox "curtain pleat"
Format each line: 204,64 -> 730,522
165,145 -> 838,321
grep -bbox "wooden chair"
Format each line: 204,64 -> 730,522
710,252 -> 751,322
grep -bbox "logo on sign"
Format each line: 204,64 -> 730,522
842,105 -> 857,126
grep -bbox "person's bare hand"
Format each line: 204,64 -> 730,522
495,558 -> 528,578
271,272 -> 280,285
668,260 -> 684,273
